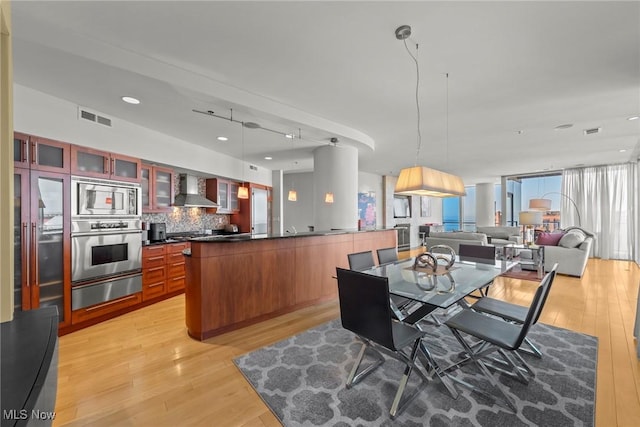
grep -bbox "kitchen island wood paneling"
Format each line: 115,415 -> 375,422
185,229 -> 396,340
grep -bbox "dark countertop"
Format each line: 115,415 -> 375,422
188,228 -> 395,243
1,307 -> 58,427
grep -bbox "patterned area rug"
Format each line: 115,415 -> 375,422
234,318 -> 597,426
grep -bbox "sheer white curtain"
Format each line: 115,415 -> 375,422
563,163 -> 638,260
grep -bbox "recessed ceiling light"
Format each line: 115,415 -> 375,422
285,134 -> 295,139
216,136 -> 228,141
619,149 -> 627,153
554,124 -> 573,130
121,96 -> 140,105
628,116 -> 639,121
264,156 -> 273,160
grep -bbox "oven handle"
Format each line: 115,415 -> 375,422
71,230 -> 142,237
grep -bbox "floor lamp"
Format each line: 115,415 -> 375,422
529,192 -> 581,226
519,211 -> 543,246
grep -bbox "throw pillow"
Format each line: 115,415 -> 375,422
558,230 -> 586,248
536,231 -> 565,246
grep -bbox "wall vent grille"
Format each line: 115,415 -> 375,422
78,107 -> 112,127
584,127 -> 601,135
249,164 -> 258,171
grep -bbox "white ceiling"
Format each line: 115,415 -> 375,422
11,1 -> 640,184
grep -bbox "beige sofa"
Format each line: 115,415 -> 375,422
424,231 -> 488,253
520,226 -> 594,277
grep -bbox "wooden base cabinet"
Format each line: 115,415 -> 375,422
142,242 -> 190,300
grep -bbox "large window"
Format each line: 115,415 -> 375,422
442,197 -> 461,231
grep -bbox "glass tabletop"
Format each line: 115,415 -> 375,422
364,258 -> 517,309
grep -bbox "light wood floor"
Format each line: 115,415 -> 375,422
53,257 -> 640,426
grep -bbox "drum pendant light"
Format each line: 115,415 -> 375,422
393,25 -> 465,198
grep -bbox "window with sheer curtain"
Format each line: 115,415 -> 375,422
563,163 -> 638,260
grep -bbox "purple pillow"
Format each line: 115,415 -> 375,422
536,231 -> 565,246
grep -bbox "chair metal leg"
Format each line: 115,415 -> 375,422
346,342 -> 384,387
389,339 -> 429,419
448,328 -> 517,412
518,337 -> 543,358
418,340 -> 459,399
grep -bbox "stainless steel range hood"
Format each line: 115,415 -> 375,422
173,174 -> 219,208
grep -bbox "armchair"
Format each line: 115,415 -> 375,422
475,226 -> 523,246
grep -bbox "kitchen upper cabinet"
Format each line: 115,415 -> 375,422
14,132 -> 71,173
71,145 -> 141,183
142,164 -> 174,213
14,168 -> 71,327
206,178 -> 240,214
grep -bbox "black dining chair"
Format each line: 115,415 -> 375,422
336,267 -> 429,419
348,250 -> 411,315
458,244 -> 497,297
470,263 -> 558,358
444,269 -> 554,412
376,247 -> 399,265
347,250 -> 376,271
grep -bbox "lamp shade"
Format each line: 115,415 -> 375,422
519,210 -> 543,226
288,189 -> 297,202
529,198 -> 552,211
324,192 -> 334,204
237,185 -> 249,199
394,166 -> 466,197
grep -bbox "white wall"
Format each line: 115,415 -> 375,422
13,85 -> 272,186
283,172 -> 314,233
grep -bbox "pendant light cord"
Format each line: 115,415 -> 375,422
403,40 -> 421,166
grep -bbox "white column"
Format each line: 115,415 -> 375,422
476,183 -> 495,227
313,144 -> 358,230
271,170 -> 284,235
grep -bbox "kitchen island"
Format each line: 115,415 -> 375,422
184,229 -> 396,340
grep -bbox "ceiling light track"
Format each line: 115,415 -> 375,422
193,108 -> 328,145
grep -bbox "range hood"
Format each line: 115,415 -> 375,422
173,174 -> 219,208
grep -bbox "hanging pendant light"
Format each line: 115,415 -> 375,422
238,123 -> 249,199
324,192 -> 334,204
287,133 -> 298,202
393,25 -> 465,198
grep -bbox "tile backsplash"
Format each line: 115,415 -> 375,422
141,176 -> 230,233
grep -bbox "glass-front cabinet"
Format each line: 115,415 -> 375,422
14,132 -> 70,173
141,164 -> 174,213
14,168 -> 71,326
71,145 -> 141,182
206,178 -> 240,214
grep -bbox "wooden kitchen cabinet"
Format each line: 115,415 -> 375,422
141,242 -> 189,299
14,132 -> 71,173
231,182 -> 271,234
166,242 -> 190,292
206,178 -> 240,214
142,164 -> 174,213
142,245 -> 167,301
13,167 -> 71,327
71,145 -> 141,183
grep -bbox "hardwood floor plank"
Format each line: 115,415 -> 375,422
53,259 -> 639,426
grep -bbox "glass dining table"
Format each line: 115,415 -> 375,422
360,256 -> 518,397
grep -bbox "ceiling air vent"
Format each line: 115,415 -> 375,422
78,107 -> 112,127
584,127 -> 601,135
249,164 -> 258,171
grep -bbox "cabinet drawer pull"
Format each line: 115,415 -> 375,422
147,266 -> 164,272
146,246 -> 164,251
148,282 -> 164,288
148,256 -> 165,262
172,276 -> 185,281
171,262 -> 185,267
85,294 -> 137,311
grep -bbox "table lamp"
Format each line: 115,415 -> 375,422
519,211 -> 543,246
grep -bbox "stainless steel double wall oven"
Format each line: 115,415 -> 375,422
70,177 -> 143,310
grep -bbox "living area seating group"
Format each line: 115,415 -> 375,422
423,225 -> 594,277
